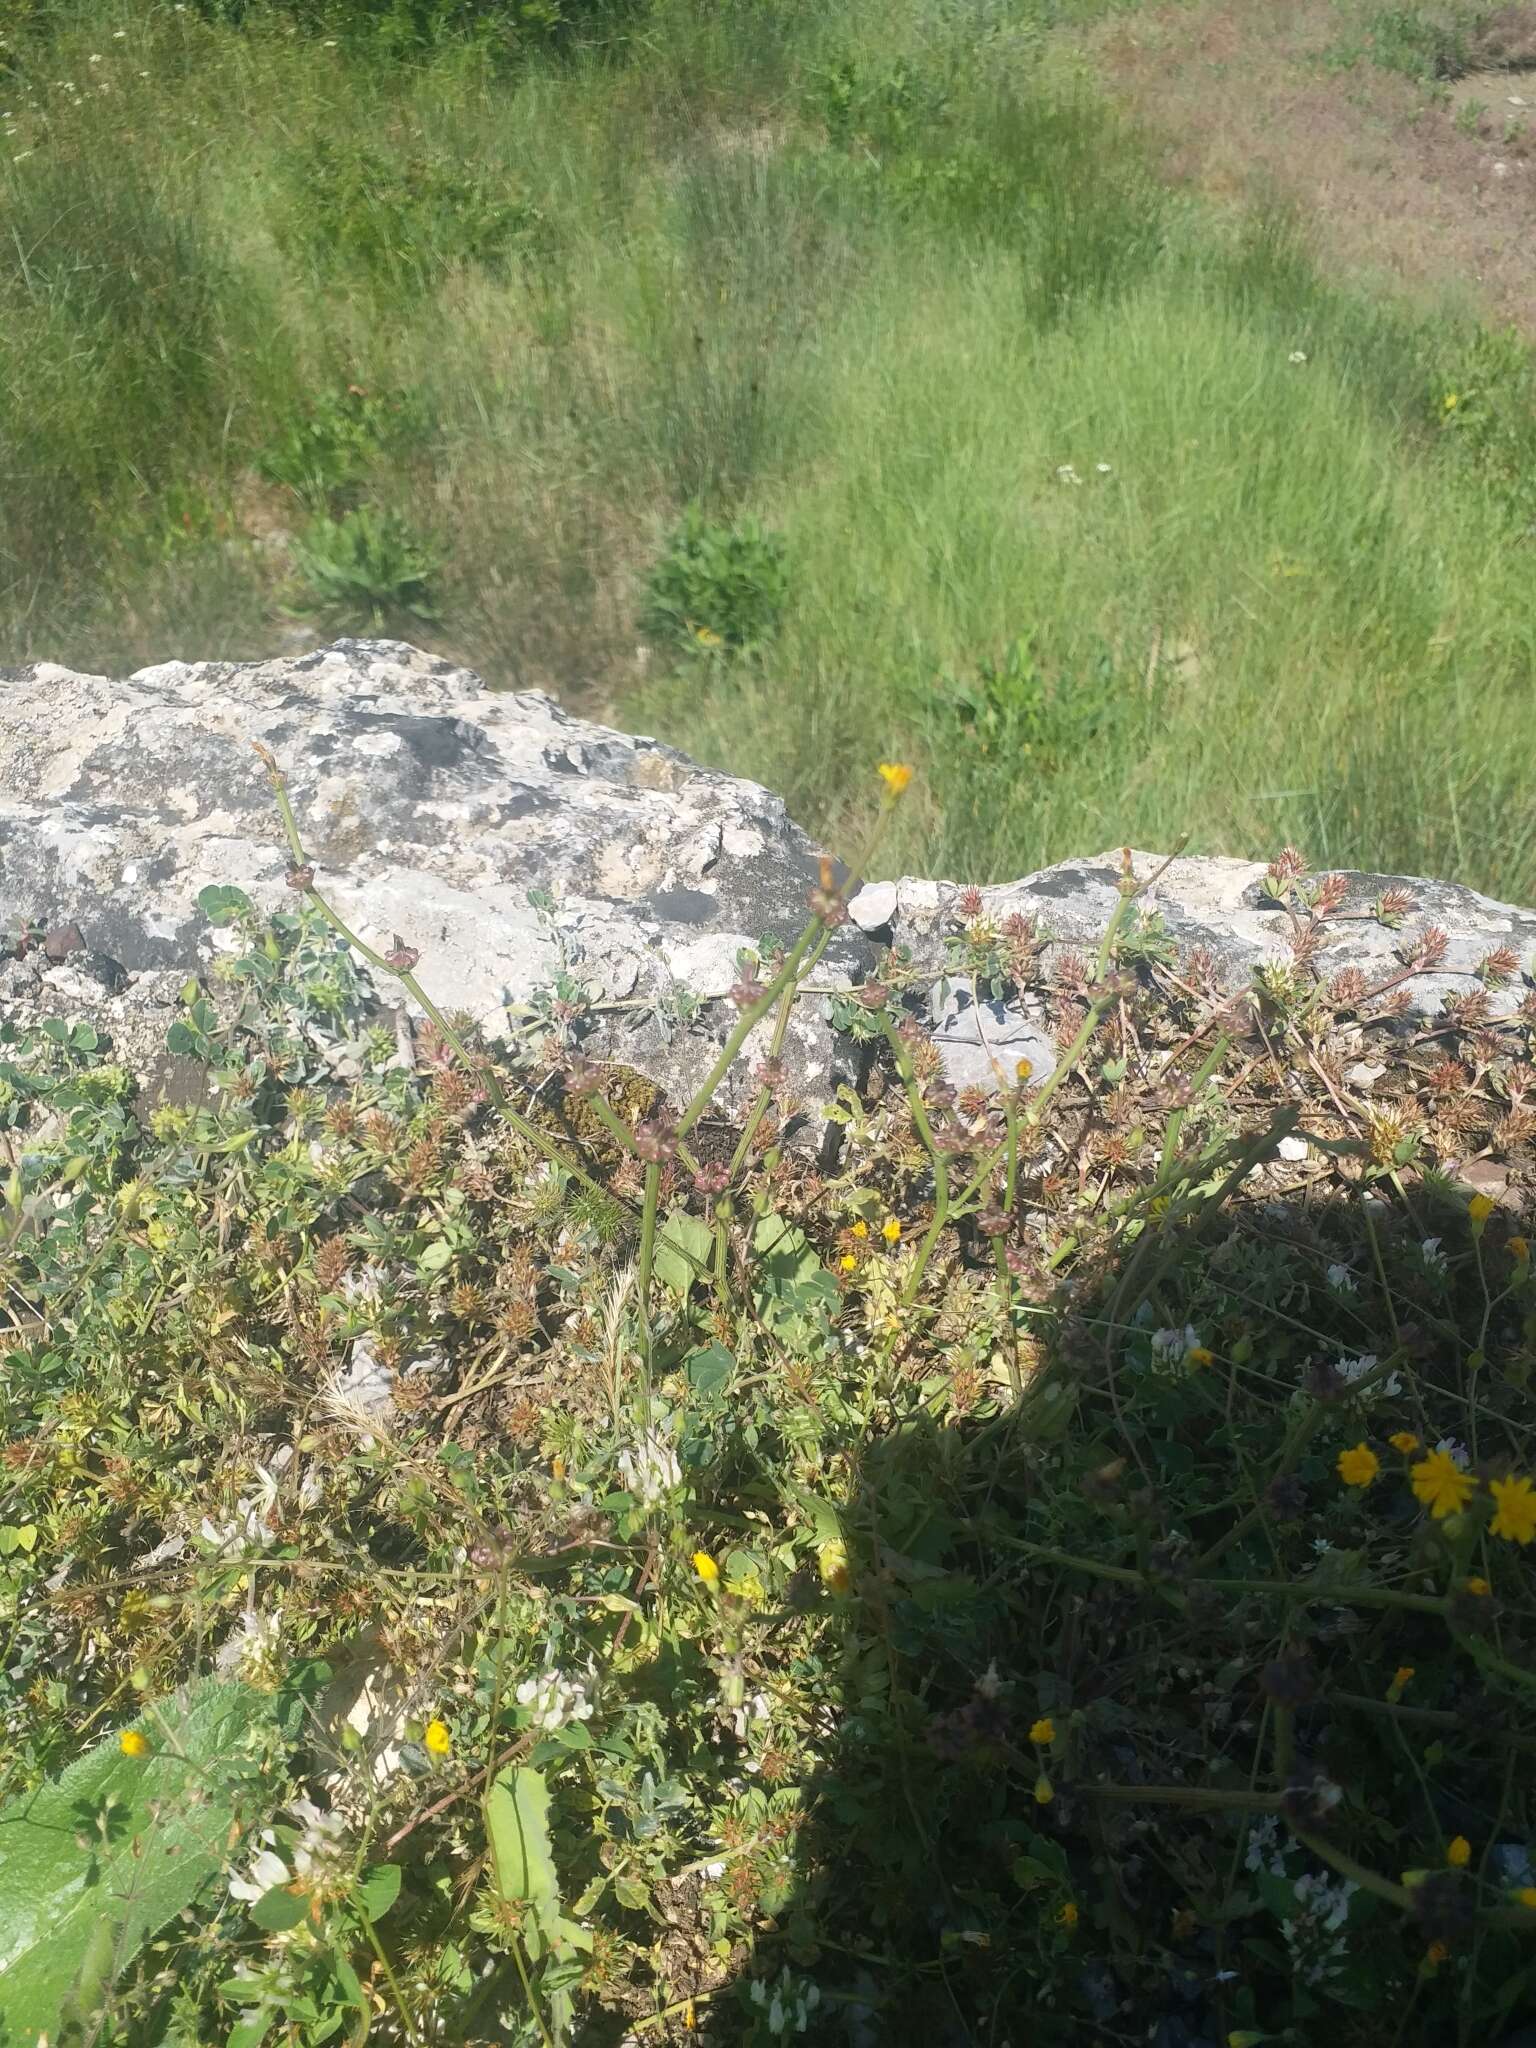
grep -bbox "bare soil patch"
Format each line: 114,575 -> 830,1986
1091,0 -> 1536,332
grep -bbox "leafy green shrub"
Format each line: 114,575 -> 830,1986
277,133 -> 548,293
257,384 -> 433,509
641,501 -> 789,655
290,504 -> 442,622
185,0 -> 644,51
1365,4 -> 1474,79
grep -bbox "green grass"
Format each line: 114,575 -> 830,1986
3,0 -> 1535,895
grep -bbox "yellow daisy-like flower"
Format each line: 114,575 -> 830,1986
1057,1901 -> 1079,1930
692,1551 -> 720,1585
1517,1887 -> 1536,1910
1443,392 -> 1460,412
851,1219 -> 868,1240
1337,1442 -> 1380,1488
1028,1717 -> 1056,1746
881,1217 -> 901,1244
1465,1575 -> 1491,1598
1427,1940 -> 1449,1966
1187,1346 -> 1214,1370
1509,1235 -> 1529,1262
1394,1665 -> 1415,1688
1468,1193 -> 1495,1223
877,761 -> 914,796
1015,1058 -> 1033,1083
1410,1449 -> 1478,1519
1446,1836 -> 1472,1868
551,1454 -> 567,1481
423,1718 -> 452,1757
1489,1473 -> 1536,1545
118,1729 -> 150,1760
839,1253 -> 857,1273
1389,1432 -> 1420,1455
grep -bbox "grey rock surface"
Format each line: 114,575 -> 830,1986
5,640 -> 1536,1120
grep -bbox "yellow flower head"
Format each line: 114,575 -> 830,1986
839,1253 -> 857,1272
881,1216 -> 901,1244
1465,1575 -> 1492,1598
851,1219 -> 869,1240
1187,1346 -> 1214,1370
1443,393 -> 1459,412
1446,1836 -> 1472,1868
1509,1236 -> 1529,1262
877,761 -> 914,797
1517,1887 -> 1536,1909
1337,1443 -> 1380,1488
1389,1432 -> 1420,1455
1033,1771 -> 1054,1805
1427,1940 -> 1450,1966
1015,1058 -> 1033,1083
1468,1193 -> 1495,1223
551,1455 -> 567,1482
818,1539 -> 850,1593
1057,1901 -> 1079,1930
423,1718 -> 452,1757
1410,1449 -> 1478,1519
1394,1665 -> 1415,1689
692,1551 -> 721,1585
1489,1473 -> 1536,1546
693,625 -> 723,648
118,1729 -> 150,1760
1029,1716 -> 1056,1746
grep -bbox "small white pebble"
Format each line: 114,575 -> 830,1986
1277,1134 -> 1308,1162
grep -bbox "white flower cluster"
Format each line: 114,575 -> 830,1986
1150,1324 -> 1200,1366
617,1429 -> 681,1504
1286,1869 -> 1359,1983
748,1968 -> 821,2037
516,1667 -> 595,1733
228,1799 -> 348,1904
1336,1352 -> 1402,1397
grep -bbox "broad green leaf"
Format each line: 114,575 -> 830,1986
686,1342 -> 735,1399
655,1211 -> 713,1298
484,1765 -> 559,1911
0,1678 -> 280,2037
198,883 -> 255,927
355,1862 -> 402,1922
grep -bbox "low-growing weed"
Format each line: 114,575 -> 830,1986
641,501 -> 789,657
290,505 -> 443,623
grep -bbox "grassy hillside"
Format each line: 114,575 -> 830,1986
3,0 -> 1535,891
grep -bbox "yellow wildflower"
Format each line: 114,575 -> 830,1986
551,1454 -> 567,1481
1509,1235 -> 1529,1261
1057,1901 -> 1079,1930
1187,1346 -> 1215,1370
1033,1771 -> 1054,1805
423,1718 -> 452,1758
1465,1575 -> 1491,1598
851,1219 -> 868,1240
1015,1058 -> 1033,1083
877,761 -> 913,796
881,1217 -> 901,1243
1518,1887 -> 1536,1909
1393,1665 -> 1415,1688
1443,392 -> 1459,412
1489,1473 -> 1536,1545
1468,1192 -> 1495,1224
818,1539 -> 850,1593
118,1729 -> 150,1759
1337,1443 -> 1380,1488
692,1551 -> 720,1585
1446,1836 -> 1472,1868
1410,1449 -> 1477,1519
1389,1432 -> 1420,1455
1029,1717 -> 1056,1746
693,624 -> 723,648
839,1253 -> 857,1272
1427,1940 -> 1449,1965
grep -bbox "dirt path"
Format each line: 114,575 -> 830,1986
1089,0 -> 1536,332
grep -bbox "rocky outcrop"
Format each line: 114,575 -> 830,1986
5,638 -> 1536,1126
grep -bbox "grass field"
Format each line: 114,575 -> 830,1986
3,0 -> 1536,891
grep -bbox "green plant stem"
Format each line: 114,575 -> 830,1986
361,1911 -> 428,2048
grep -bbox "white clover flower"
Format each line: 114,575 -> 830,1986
1054,463 -> 1083,486
1151,1324 -> 1199,1361
749,1969 -> 821,2036
228,1836 -> 289,1903
1420,1236 -> 1447,1272
1336,1351 -> 1402,1397
1289,350 -> 1308,364
1244,1815 -> 1288,1877
1325,1264 -> 1356,1293
216,1603 -> 284,1681
617,1429 -> 680,1504
1435,1437 -> 1470,1470
289,1798 -> 348,1885
515,1667 -> 595,1733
